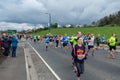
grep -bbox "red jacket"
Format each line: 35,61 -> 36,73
0,41 -> 4,48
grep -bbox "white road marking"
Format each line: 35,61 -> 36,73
28,42 -> 61,80
23,47 -> 30,80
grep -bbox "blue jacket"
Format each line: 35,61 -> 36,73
45,38 -> 50,43
12,36 -> 18,47
62,36 -> 68,44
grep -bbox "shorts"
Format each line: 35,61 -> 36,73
34,39 -> 36,42
88,45 -> 94,50
50,39 -> 52,42
102,42 -> 105,44
70,42 -> 73,46
109,46 -> 116,51
45,42 -> 49,44
37,39 -> 39,41
63,43 -> 67,47
96,42 -> 100,46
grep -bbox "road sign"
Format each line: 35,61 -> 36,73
7,30 -> 17,34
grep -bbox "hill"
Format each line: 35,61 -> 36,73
95,10 -> 120,26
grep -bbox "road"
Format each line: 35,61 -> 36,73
29,40 -> 120,80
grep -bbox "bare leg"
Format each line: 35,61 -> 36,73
77,77 -> 80,80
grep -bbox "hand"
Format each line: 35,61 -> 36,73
82,55 -> 85,59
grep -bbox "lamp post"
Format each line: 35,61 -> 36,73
45,13 -> 51,33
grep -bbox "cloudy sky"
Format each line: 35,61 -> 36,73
0,0 -> 120,31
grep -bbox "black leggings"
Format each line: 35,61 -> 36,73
75,62 -> 84,77
56,40 -> 59,47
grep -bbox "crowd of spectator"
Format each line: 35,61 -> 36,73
0,33 -> 18,57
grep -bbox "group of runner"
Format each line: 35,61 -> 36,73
27,32 -> 118,80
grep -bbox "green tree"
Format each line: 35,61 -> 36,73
51,23 -> 58,28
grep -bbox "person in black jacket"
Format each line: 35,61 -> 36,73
3,34 -> 9,56
8,35 -> 12,55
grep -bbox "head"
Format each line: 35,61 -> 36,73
64,34 -> 67,36
13,34 -> 15,36
91,34 -> 94,38
77,31 -> 82,37
97,34 -> 100,37
112,33 -> 116,37
2,33 -> 6,37
77,37 -> 83,44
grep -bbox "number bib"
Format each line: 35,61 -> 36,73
77,54 -> 83,60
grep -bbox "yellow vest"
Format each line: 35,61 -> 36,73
109,36 -> 116,46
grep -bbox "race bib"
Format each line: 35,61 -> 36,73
77,54 -> 83,60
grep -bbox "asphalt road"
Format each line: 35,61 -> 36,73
29,40 -> 120,80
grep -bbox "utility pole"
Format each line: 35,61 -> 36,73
45,13 -> 51,33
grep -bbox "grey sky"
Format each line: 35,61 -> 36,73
0,0 -> 120,30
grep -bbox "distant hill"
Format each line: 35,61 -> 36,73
94,11 -> 120,26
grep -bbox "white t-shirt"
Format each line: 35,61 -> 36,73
88,37 -> 94,46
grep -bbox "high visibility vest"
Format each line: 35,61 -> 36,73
109,36 -> 116,46
34,36 -> 37,40
70,36 -> 78,46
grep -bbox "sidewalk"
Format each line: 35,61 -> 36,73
0,44 -> 27,80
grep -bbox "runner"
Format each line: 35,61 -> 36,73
55,35 -> 59,48
30,34 -> 33,41
70,31 -> 82,47
33,35 -> 37,43
95,34 -> 101,50
49,34 -> 53,47
72,37 -> 86,80
101,35 -> 106,50
70,31 -> 86,74
36,35 -> 40,42
61,34 -> 68,52
107,33 -> 116,59
87,34 -> 95,56
44,37 -> 50,51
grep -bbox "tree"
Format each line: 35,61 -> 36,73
94,10 -> 120,26
92,21 -> 96,26
51,23 -> 58,28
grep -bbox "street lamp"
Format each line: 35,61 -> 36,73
45,13 -> 51,33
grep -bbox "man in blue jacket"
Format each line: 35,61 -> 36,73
12,34 -> 18,57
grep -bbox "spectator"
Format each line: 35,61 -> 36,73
3,35 -> 9,56
0,38 -> 4,56
11,34 -> 18,57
